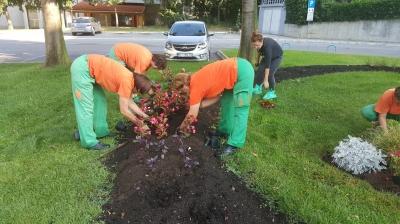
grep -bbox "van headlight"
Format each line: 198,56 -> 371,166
198,42 -> 207,49
165,43 -> 173,49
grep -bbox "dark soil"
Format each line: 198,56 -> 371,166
100,65 -> 400,224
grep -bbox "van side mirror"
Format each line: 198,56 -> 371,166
163,32 -> 168,36
208,33 -> 214,37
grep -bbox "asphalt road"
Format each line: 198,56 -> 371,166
0,29 -> 399,63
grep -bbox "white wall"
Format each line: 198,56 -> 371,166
0,7 -> 25,29
285,19 -> 400,43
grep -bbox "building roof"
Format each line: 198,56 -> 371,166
72,2 -> 145,13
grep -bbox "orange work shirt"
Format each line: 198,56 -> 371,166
113,43 -> 153,74
189,58 -> 238,106
374,89 -> 400,115
88,54 -> 134,99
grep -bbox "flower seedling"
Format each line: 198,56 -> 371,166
178,147 -> 199,168
155,139 -> 169,159
147,155 -> 158,172
133,135 -> 151,150
260,99 -> 275,110
133,117 -> 151,138
150,112 -> 169,139
388,151 -> 400,176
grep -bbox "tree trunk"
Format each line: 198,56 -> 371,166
114,7 -> 119,28
41,0 -> 70,67
4,7 -> 14,30
238,0 -> 256,64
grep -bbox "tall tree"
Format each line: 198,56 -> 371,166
0,0 -> 14,30
108,0 -> 122,28
41,0 -> 69,67
237,0 -> 256,63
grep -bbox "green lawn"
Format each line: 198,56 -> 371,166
1,52 -> 399,223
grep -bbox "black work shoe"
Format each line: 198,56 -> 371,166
209,130 -> 230,139
88,142 -> 110,150
97,132 -> 117,139
214,144 -> 238,158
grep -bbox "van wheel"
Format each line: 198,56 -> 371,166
72,32 -> 77,36
91,28 -> 95,36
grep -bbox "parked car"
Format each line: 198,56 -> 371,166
163,21 -> 214,61
71,17 -> 102,36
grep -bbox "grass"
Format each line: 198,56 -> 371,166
1,51 -> 400,223
223,49 -> 400,67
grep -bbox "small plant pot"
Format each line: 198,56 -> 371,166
74,131 -> 80,141
116,121 -> 127,132
393,176 -> 400,186
209,135 -> 220,148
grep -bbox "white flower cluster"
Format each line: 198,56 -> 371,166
332,135 -> 387,175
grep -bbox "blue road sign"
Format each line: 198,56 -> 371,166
308,0 -> 315,8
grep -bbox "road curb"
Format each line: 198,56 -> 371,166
217,50 -> 228,60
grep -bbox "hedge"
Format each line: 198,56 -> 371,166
285,0 -> 400,25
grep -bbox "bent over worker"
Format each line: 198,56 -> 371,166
172,57 -> 254,158
71,54 -> 151,150
251,29 -> 283,100
361,86 -> 400,133
109,43 -> 167,75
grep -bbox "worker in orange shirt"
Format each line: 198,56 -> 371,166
361,87 -> 400,133
109,43 -> 167,75
71,54 -> 151,150
173,57 -> 254,158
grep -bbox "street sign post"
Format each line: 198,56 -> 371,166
306,0 -> 316,39
307,0 -> 316,22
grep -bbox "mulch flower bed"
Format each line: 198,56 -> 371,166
100,65 -> 400,223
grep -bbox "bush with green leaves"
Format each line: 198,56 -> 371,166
285,0 -> 400,25
332,135 -> 387,175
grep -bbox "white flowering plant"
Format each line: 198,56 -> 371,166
332,135 -> 387,175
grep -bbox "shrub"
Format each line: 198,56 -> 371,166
332,135 -> 387,175
285,0 -> 400,25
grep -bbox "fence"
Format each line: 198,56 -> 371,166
261,0 -> 285,5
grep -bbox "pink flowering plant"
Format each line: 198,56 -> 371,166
388,151 -> 400,176
178,115 -> 197,138
149,112 -> 169,139
133,117 -> 151,138
160,66 -> 174,82
151,82 -> 189,116
137,97 -> 154,115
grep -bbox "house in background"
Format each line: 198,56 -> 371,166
0,0 -> 161,29
71,0 -> 162,27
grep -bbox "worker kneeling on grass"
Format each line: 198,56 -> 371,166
71,54 -> 151,150
172,57 -> 254,158
361,86 -> 400,133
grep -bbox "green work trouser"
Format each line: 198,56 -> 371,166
361,104 -> 400,122
109,46 -> 126,67
71,55 -> 110,148
218,57 -> 254,148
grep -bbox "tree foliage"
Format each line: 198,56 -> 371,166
285,0 -> 400,25
157,0 -> 249,27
